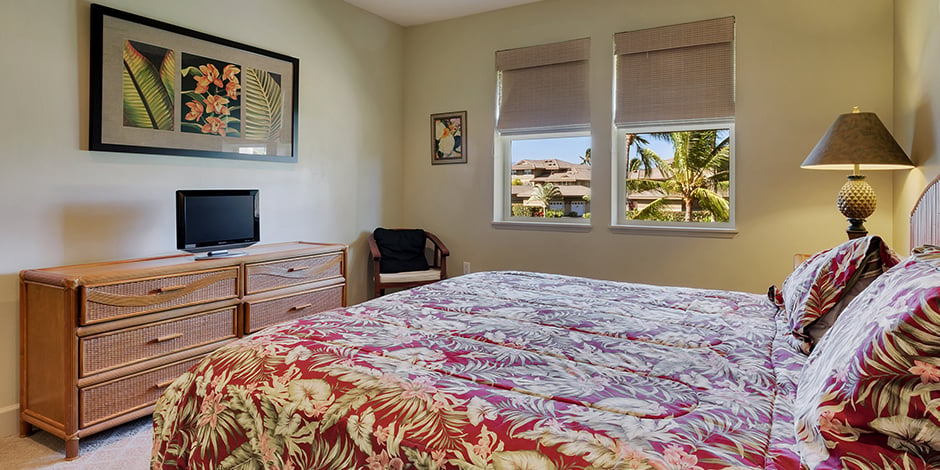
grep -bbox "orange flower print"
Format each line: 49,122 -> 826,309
222,64 -> 240,82
608,439 -> 649,466
366,451 -> 403,470
196,390 -> 226,429
184,100 -> 203,121
203,95 -> 230,115
662,444 -> 704,470
818,410 -> 842,433
374,424 -> 391,445
430,450 -> 446,467
193,64 -> 222,94
201,116 -> 225,136
225,80 -> 240,100
193,74 -> 213,94
200,64 -> 223,87
400,376 -> 437,403
910,360 -> 940,384
181,55 -> 241,137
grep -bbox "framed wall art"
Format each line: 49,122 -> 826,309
89,4 -> 299,162
431,111 -> 467,165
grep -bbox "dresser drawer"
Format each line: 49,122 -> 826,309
79,307 -> 237,377
245,284 -> 344,334
245,253 -> 343,294
79,355 -> 204,428
82,267 -> 239,325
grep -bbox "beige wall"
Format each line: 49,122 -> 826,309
893,0 -> 940,252
0,0 -> 403,436
401,0 -> 897,290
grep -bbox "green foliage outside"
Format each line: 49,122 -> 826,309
626,209 -> 714,223
511,204 -> 537,217
626,130 -> 730,223
579,148 -> 591,166
511,205 -> 585,219
530,183 -> 562,218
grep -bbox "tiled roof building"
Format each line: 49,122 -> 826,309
511,159 -> 591,216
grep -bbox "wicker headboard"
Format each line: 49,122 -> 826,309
911,175 -> 940,249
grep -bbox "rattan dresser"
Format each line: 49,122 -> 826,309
18,241 -> 346,459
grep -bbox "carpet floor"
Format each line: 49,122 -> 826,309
0,417 -> 152,469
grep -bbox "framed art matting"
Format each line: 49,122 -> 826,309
89,4 -> 299,162
431,111 -> 467,165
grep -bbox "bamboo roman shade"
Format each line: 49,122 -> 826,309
614,17 -> 735,126
496,38 -> 590,133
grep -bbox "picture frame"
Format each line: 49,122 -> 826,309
431,111 -> 467,165
89,4 -> 299,162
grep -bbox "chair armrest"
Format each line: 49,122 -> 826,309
368,235 -> 382,260
425,231 -> 450,257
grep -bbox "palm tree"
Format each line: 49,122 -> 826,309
626,130 -> 730,222
579,148 -> 591,166
529,183 -> 562,217
624,134 -> 649,158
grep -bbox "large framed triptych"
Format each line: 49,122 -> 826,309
89,4 -> 299,162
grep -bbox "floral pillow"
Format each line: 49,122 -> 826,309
794,247 -> 940,469
770,236 -> 899,354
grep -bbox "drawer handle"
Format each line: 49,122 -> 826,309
157,285 -> 187,293
154,378 -> 176,389
154,333 -> 184,342
287,266 -> 310,273
291,303 -> 312,311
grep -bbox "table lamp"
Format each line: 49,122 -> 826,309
801,107 -> 914,239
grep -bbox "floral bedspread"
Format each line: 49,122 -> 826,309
152,271 -> 806,469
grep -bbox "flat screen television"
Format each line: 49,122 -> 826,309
176,189 -> 260,258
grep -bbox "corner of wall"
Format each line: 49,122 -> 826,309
0,404 -> 19,438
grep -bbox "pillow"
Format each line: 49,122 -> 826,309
794,247 -> 940,468
771,236 -> 899,354
373,228 -> 430,273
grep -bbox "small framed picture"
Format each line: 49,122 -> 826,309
430,111 -> 467,165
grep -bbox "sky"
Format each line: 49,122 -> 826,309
511,135 -> 676,164
511,136 -> 591,163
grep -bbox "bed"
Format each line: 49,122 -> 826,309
152,179 -> 940,470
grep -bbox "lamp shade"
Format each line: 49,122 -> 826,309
800,110 -> 914,170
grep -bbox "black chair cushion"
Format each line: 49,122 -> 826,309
373,228 -> 430,273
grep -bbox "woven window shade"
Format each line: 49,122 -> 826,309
496,38 -> 590,133
614,17 -> 734,126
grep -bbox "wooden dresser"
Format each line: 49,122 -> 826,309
18,241 -> 346,459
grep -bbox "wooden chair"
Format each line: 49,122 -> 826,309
368,228 -> 449,297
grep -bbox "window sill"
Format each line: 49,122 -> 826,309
608,224 -> 737,238
492,220 -> 592,232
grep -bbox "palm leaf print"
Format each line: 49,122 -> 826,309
122,40 -> 174,130
859,290 -> 940,416
159,48 -> 175,100
243,67 -> 282,141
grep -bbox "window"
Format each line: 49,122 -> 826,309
494,38 -> 591,226
615,124 -> 733,225
502,134 -> 591,220
612,17 -> 736,232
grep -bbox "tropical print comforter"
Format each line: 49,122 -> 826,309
152,271 -> 806,469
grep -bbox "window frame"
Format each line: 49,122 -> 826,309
493,130 -> 593,230
610,119 -> 736,236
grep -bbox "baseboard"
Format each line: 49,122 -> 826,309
0,404 -> 19,437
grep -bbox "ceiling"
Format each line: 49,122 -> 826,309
343,0 -> 543,27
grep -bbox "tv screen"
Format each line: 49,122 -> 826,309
176,189 -> 259,257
